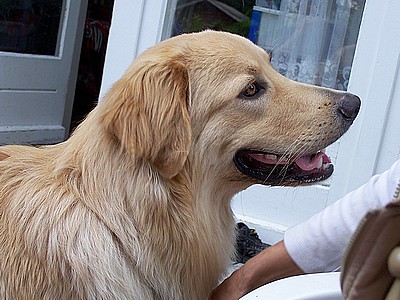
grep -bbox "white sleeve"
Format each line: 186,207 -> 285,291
284,159 -> 400,273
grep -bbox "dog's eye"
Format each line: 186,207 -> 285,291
242,81 -> 261,98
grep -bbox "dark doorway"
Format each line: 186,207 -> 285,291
70,0 -> 114,134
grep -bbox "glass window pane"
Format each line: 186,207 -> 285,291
164,0 -> 365,91
167,0 -> 254,37
0,0 -> 64,55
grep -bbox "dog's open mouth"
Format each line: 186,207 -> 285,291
234,149 -> 333,185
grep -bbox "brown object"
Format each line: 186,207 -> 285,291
341,196 -> 400,300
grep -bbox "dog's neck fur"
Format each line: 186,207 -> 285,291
52,111 -> 236,299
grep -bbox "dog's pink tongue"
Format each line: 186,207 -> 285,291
295,152 -> 330,171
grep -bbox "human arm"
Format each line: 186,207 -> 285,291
209,240 -> 303,300
285,159 -> 400,273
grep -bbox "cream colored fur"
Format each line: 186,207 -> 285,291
0,31 -> 353,299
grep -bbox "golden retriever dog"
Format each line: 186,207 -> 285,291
0,31 -> 360,299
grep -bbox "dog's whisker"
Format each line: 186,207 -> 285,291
258,139 -> 301,184
274,135 -> 318,180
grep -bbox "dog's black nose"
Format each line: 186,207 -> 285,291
336,93 -> 361,122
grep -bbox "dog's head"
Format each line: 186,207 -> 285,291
99,31 -> 360,188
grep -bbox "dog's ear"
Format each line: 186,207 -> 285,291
100,57 -> 191,179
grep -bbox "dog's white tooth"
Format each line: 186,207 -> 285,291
317,157 -> 323,169
265,154 -> 278,161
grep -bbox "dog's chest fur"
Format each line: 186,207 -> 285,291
0,147 -> 235,299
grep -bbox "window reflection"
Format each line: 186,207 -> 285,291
166,0 -> 365,91
0,0 -> 63,55
171,0 -> 254,37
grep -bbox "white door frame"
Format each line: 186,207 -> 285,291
99,0 -> 169,100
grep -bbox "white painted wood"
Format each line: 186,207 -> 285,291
99,0 -> 168,100
0,0 -> 88,145
100,0 -> 400,240
327,0 -> 400,203
98,0 -> 145,100
375,68 -> 400,173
